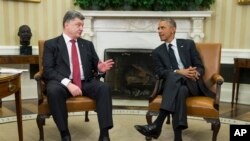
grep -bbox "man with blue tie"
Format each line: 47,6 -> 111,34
42,10 -> 114,141
134,18 -> 214,141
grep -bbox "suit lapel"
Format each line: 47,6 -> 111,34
77,39 -> 88,73
58,36 -> 70,68
176,39 -> 187,67
159,43 -> 172,67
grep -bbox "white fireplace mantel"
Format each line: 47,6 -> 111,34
79,10 -> 212,60
80,10 -> 212,43
81,10 -> 212,18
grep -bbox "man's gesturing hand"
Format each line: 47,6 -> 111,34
98,59 -> 114,73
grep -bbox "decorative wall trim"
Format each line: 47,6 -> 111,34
221,49 -> 250,64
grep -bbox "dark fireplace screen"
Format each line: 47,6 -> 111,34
104,48 -> 156,100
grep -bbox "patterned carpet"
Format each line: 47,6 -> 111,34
0,110 -> 250,141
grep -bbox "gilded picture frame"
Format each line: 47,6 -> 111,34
238,0 -> 250,4
6,0 -> 41,3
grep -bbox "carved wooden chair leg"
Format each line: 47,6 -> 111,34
146,111 -> 153,124
166,114 -> 171,124
145,111 -> 159,141
211,119 -> 221,141
36,114 -> 46,141
0,99 -> 2,108
205,118 -> 220,141
85,111 -> 89,122
145,136 -> 153,141
145,111 -> 153,141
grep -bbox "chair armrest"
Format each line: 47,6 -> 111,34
211,74 -> 224,85
149,75 -> 162,102
34,70 -> 45,104
96,73 -> 105,80
211,74 -> 224,110
34,71 -> 43,81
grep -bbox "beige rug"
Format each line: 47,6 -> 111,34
0,110 -> 248,141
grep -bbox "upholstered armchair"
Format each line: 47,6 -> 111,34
34,40 -> 96,141
146,43 -> 224,141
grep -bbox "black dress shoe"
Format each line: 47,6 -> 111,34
134,124 -> 161,139
98,136 -> 110,141
61,135 -> 71,141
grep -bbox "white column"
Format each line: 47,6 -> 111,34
82,16 -> 94,41
190,17 -> 205,42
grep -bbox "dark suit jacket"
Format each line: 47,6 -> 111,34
42,35 -> 99,83
152,39 -> 214,98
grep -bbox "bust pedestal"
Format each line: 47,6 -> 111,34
20,46 -> 32,55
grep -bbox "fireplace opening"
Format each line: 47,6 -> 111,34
104,48 -> 156,100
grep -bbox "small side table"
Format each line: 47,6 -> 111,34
0,73 -> 23,141
231,58 -> 250,107
0,55 -> 38,107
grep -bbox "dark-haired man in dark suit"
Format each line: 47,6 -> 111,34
134,18 -> 214,141
43,10 -> 114,141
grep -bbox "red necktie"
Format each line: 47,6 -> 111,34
71,40 -> 82,88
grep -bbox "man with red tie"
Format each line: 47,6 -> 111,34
43,10 -> 114,141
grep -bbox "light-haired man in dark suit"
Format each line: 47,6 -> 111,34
43,10 -> 114,141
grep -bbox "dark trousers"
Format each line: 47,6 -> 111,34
160,73 -> 202,130
171,85 -> 189,130
46,79 -> 113,132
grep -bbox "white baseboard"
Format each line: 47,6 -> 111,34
221,82 -> 250,105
